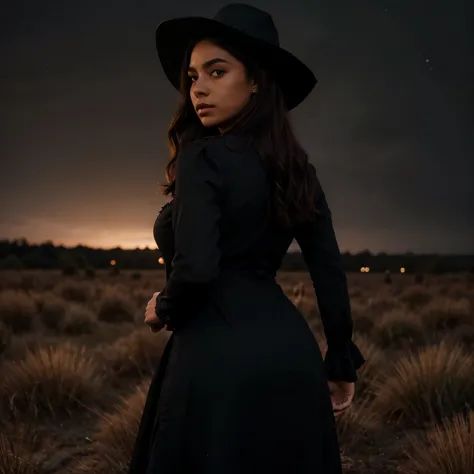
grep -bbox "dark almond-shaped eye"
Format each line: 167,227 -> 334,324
211,69 -> 225,77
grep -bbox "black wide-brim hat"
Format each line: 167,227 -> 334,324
155,3 -> 317,111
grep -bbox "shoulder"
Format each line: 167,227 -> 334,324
178,133 -> 254,171
186,133 -> 253,157
204,132 -> 253,155
174,138 -> 225,187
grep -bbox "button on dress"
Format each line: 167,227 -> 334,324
127,133 -> 365,474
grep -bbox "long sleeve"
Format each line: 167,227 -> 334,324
294,171 -> 365,382
155,140 -> 224,331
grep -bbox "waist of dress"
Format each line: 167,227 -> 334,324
220,258 -> 276,282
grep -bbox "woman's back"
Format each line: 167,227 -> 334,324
195,134 -> 295,279
134,131 -> 349,473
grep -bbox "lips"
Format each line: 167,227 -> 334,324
196,104 -> 215,113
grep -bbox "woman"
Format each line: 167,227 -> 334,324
129,4 -> 365,473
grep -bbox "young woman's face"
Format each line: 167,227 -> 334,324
188,40 -> 256,131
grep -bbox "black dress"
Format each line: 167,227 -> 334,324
127,133 -> 365,474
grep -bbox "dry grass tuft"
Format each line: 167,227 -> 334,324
351,333 -> 388,399
131,288 -> 153,309
89,381 -> 149,473
400,411 -> 474,474
366,294 -> 401,315
372,308 -> 425,349
399,285 -> 433,309
446,323 -> 474,348
97,288 -> 137,323
350,300 -> 375,335
54,280 -> 94,303
0,290 -> 36,333
444,280 -> 473,300
336,396 -> 376,455
0,342 -> 105,420
35,292 -> 67,331
373,342 -> 474,428
61,303 -> 98,335
97,328 -> 169,381
0,430 -> 46,474
420,296 -> 472,330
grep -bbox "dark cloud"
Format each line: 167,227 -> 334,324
1,0 -> 472,253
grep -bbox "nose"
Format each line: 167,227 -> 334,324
192,76 -> 210,99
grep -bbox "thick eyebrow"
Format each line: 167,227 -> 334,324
188,57 -> 230,72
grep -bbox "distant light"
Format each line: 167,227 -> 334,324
110,260 -> 116,266
400,267 -> 406,273
360,266 -> 370,273
158,257 -> 164,265
366,267 -> 370,273
425,58 -> 430,63
360,267 -> 365,273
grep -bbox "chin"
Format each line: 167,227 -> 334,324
199,117 -> 221,128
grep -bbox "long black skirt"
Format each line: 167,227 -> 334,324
127,272 -> 343,474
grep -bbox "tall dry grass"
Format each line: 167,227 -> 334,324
96,328 -> 169,381
1,342 -> 105,420
336,395 -> 377,456
0,290 -> 37,333
61,302 -> 98,334
54,280 -> 94,303
0,269 -> 473,474
371,308 -> 425,349
96,287 -> 137,323
71,381 -> 150,474
420,296 -> 472,330
373,342 -> 474,428
92,381 -> 149,472
0,429 -> 46,474
401,411 -> 474,474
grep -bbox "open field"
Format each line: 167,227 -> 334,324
1,269 -> 473,473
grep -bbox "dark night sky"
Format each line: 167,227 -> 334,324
1,0 -> 473,253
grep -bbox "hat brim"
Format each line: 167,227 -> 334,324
155,16 -> 317,110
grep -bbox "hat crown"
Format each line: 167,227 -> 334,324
155,3 -> 317,110
213,3 -> 280,46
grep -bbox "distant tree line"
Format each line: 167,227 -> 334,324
0,239 -> 473,274
283,249 -> 474,274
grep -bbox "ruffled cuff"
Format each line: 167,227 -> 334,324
155,293 -> 178,331
323,340 -> 366,382
155,281 -> 211,332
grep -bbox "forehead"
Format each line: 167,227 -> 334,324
189,40 -> 234,66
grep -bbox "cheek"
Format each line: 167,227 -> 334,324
219,79 -> 251,113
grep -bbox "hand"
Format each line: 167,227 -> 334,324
144,291 -> 165,333
328,380 -> 355,417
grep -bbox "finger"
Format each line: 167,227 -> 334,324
333,392 -> 353,405
331,395 -> 352,411
333,400 -> 352,414
331,396 -> 346,409
333,401 -> 352,413
334,397 -> 352,409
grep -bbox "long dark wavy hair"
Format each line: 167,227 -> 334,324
159,35 -> 323,229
